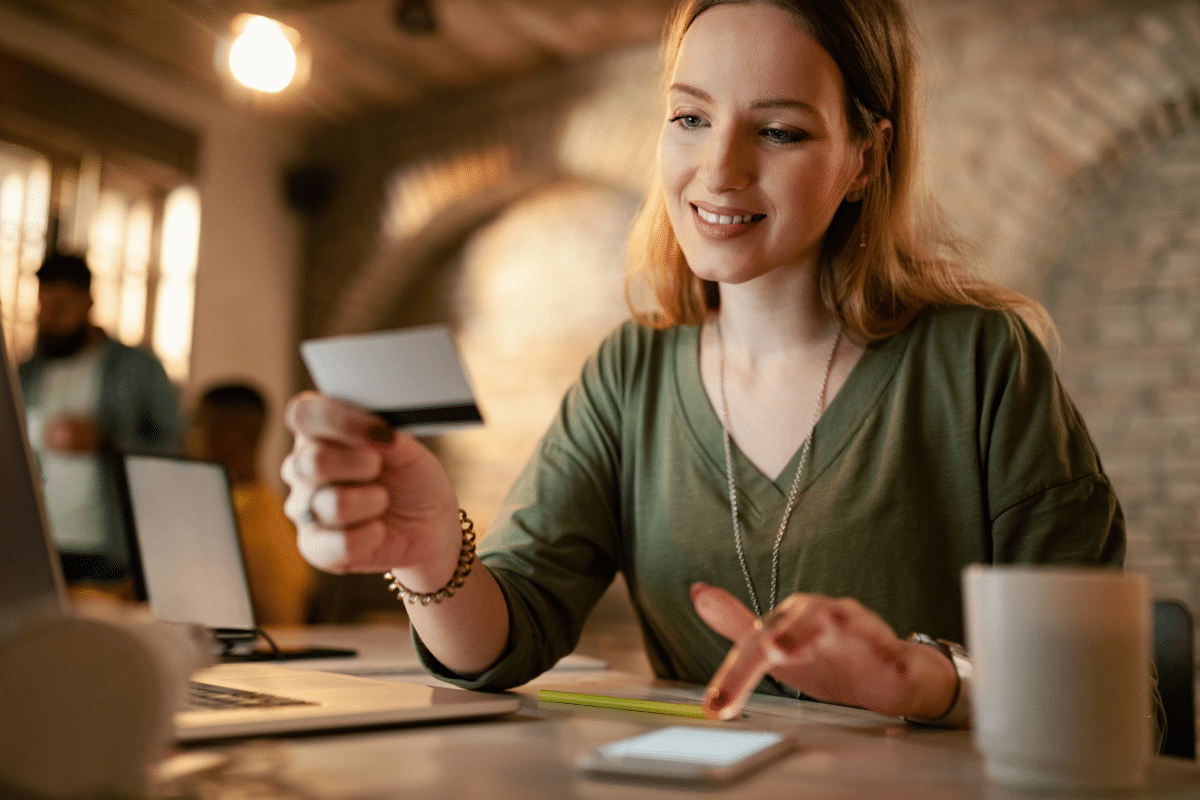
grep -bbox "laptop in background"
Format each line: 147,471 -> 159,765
117,452 -> 353,661
0,323 -> 520,742
0,335 -> 69,645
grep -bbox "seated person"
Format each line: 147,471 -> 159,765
189,382 -> 313,626
281,0 -> 1125,727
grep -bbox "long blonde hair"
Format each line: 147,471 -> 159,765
625,0 -> 1051,341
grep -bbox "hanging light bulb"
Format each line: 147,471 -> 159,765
224,15 -> 303,94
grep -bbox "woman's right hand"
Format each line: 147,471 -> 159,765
281,391 -> 463,585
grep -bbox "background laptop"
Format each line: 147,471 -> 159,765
118,452 -> 352,660
0,323 -> 519,742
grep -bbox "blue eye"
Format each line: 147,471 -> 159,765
668,114 -> 705,130
762,127 -> 807,144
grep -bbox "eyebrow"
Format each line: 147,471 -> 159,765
669,83 -> 825,119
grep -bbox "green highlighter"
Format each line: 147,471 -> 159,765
536,689 -> 708,720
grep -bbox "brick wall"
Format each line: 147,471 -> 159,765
916,0 -> 1200,296
1044,127 -> 1200,612
297,0 -> 1200,620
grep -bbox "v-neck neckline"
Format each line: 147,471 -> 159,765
672,321 -> 913,516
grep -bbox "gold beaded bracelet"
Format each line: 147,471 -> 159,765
383,510 -> 477,605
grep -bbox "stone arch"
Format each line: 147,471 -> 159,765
300,43 -> 661,342
398,178 -> 640,526
324,170 -> 553,336
915,0 -> 1200,294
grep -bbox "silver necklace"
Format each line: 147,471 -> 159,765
716,321 -> 841,616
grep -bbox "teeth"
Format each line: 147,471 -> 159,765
697,208 -> 759,225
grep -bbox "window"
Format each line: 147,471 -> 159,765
0,140 -> 200,381
154,186 -> 201,381
0,141 -> 51,361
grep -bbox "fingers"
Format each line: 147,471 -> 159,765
283,482 -> 389,530
286,438 -> 384,486
691,582 -> 758,642
44,417 -> 100,452
280,392 -> 393,532
691,583 -> 773,721
704,634 -> 773,721
762,596 -> 863,664
278,391 -> 462,578
700,593 -> 907,721
285,391 -> 394,447
699,596 -> 796,721
296,519 -> 390,574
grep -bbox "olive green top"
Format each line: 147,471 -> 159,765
416,306 -> 1124,692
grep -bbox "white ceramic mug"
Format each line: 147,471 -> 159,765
963,565 -> 1152,792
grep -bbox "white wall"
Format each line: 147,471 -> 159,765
0,6 -> 302,484
188,120 -> 301,486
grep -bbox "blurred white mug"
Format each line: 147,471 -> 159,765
963,565 -> 1152,792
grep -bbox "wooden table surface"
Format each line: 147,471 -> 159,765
159,624 -> 1200,800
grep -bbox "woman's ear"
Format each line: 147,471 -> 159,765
846,118 -> 893,201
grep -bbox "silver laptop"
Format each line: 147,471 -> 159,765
0,322 -> 519,743
118,452 -> 354,660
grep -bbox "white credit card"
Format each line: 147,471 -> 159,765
300,325 -> 482,436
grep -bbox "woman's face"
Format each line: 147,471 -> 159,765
660,2 -> 869,288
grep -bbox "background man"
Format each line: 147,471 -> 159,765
19,253 -> 181,590
189,382 -> 313,625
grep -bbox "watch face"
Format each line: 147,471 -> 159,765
910,633 -> 953,659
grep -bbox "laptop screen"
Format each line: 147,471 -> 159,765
0,323 -> 68,641
122,454 -> 257,632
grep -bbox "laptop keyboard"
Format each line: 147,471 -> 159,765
185,681 -> 316,711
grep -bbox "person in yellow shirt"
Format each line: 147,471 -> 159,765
189,382 -> 313,626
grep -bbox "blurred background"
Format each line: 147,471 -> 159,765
0,0 -> 1198,667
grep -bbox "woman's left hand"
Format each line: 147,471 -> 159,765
691,583 -> 958,722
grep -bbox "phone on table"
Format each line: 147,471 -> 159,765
576,726 -> 795,787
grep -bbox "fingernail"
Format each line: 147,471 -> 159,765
689,582 -> 709,602
773,633 -> 798,655
367,422 -> 395,444
691,588 -> 721,619
706,687 -> 729,710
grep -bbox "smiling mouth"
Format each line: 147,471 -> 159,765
693,206 -> 766,226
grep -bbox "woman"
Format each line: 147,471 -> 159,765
282,0 -> 1122,726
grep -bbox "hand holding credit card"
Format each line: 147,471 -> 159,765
300,325 -> 483,437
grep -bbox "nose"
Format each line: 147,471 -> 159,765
700,126 -> 754,193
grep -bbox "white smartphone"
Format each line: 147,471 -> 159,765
576,726 -> 795,787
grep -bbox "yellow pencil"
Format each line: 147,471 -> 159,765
536,689 -> 708,719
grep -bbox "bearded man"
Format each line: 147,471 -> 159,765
18,253 -> 181,589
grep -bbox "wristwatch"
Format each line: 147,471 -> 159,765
902,633 -> 973,728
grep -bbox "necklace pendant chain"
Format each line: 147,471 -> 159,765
716,321 -> 841,617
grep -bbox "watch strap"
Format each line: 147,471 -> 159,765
902,633 -> 973,728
